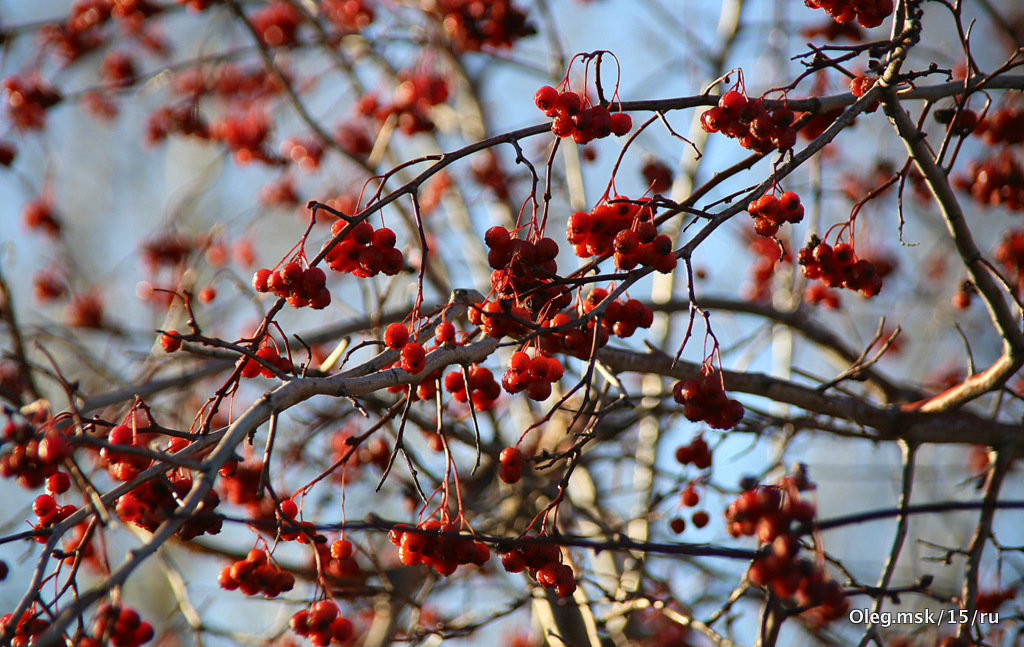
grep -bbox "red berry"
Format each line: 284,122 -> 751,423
160,331 -> 181,352
384,323 -> 410,350
610,112 -> 632,136
400,342 -> 426,374
534,86 -> 559,115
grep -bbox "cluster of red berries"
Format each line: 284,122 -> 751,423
728,480 -> 846,626
22,197 -> 63,236
32,493 -> 77,539
726,484 -> 814,542
322,0 -> 374,32
534,86 -> 632,144
116,473 -> 222,540
240,344 -> 293,379
290,600 -> 354,647
700,92 -> 797,153
670,484 -> 711,534
672,372 -> 745,430
356,69 -> 449,136
469,298 -> 532,339
145,102 -> 210,144
218,548 -> 296,597
642,159 -> 674,194
383,324 -> 428,374
323,220 -> 404,277
582,288 -> 655,338
536,312 -> 609,359
280,134 -> 325,171
973,105 -> 1024,145
500,539 -> 576,597
388,520 -> 491,576
498,446 -> 525,483
81,605 -> 155,647
501,351 -> 564,401
0,420 -> 71,489
253,261 -> 331,309
443,365 -> 502,411
797,237 -> 883,297
804,283 -> 841,309
566,197 -> 675,272
804,0 -> 893,28
319,538 -> 361,579
331,431 -> 390,481
250,1 -> 303,48
101,424 -> 152,481
955,149 -> 1024,211
218,464 -> 314,541
747,191 -> 804,238
210,108 -> 277,165
3,75 -> 62,131
434,0 -> 535,51
995,229 -> 1024,296
172,63 -> 285,103
1,609 -> 49,647
674,434 -> 713,469
485,226 -> 572,316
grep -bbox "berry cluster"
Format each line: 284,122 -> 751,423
804,0 -> 893,29
1,420 -> 71,489
322,0 -> 374,32
537,311 -> 609,359
847,74 -> 881,113
700,92 -> 797,153
804,283 -> 841,309
671,484 -> 711,534
2,75 -> 62,131
32,493 -> 77,539
83,605 -> 155,647
1,609 -> 49,647
443,365 -> 502,411
211,108 -> 277,165
932,106 -> 979,135
249,1 -> 303,48
330,431 -> 390,482
22,197 -> 63,236
323,220 -> 404,277
434,0 -> 535,51
116,473 -> 222,540
382,324 -> 429,375
485,226 -> 571,316
321,538 -> 361,579
673,434 -> 713,469
955,149 -> 1024,211
356,69 -> 449,136
727,480 -> 847,627
672,372 -> 745,430
218,548 -> 295,597
290,600 -> 354,647
500,539 -> 576,597
240,344 -> 292,379
797,238 -> 883,297
469,298 -> 532,339
501,351 -> 564,401
567,197 -> 676,273
974,105 -> 1024,145
995,229 -> 1024,296
746,191 -> 804,238
253,261 -> 331,309
534,85 -> 632,144
583,288 -> 656,338
498,446 -> 525,484
101,424 -> 152,481
388,520 -> 491,576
